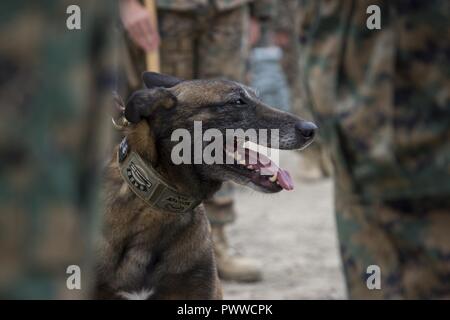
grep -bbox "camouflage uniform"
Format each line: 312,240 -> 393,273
127,0 -> 274,87
0,0 -> 116,298
273,0 -> 332,179
300,0 -> 450,298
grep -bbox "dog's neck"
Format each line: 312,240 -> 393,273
117,137 -> 202,213
121,121 -> 222,205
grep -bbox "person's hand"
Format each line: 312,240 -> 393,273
120,0 -> 159,52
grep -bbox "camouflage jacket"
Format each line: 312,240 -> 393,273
156,0 -> 275,19
300,0 -> 450,201
0,0 -> 116,298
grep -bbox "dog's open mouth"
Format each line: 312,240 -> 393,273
223,141 -> 294,193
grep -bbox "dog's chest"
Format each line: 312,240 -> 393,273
112,221 -> 196,295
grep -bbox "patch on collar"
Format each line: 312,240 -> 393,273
118,139 -> 201,213
127,161 -> 153,192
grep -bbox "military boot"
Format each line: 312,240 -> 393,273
210,223 -> 262,283
204,182 -> 262,283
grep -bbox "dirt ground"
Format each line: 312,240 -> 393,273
222,150 -> 347,299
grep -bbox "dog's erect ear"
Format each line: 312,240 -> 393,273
124,88 -> 177,123
142,72 -> 183,89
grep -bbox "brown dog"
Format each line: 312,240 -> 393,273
94,72 -> 316,299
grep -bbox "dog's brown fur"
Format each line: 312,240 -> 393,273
94,73 -> 316,299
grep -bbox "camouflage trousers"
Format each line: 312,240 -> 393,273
335,182 -> 450,299
158,5 -> 250,225
158,5 -> 249,82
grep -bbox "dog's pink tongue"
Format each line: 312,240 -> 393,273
264,164 -> 294,191
277,168 -> 294,191
246,149 -> 294,191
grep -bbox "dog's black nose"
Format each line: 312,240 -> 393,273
296,121 -> 317,139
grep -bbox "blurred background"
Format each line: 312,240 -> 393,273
222,151 -> 345,299
0,0 -> 448,299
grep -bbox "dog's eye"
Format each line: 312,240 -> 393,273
233,99 -> 246,106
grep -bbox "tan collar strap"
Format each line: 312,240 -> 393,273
118,138 -> 201,213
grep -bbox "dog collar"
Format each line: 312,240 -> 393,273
117,138 -> 201,213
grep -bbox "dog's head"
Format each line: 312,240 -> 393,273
121,72 -> 316,198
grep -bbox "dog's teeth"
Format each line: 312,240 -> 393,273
269,173 -> 277,182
